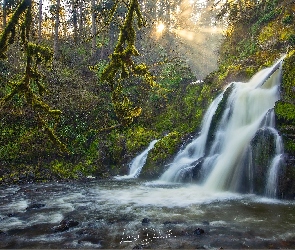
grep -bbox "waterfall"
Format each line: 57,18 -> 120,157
159,57 -> 285,197
264,127 -> 284,198
159,93 -> 224,182
115,140 -> 158,180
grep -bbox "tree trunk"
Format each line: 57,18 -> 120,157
53,0 -> 60,61
78,0 -> 83,39
38,0 -> 42,40
3,0 -> 7,29
91,0 -> 96,55
72,0 -> 78,43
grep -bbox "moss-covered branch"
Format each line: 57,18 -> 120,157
0,0 -> 31,59
100,0 -> 156,127
0,0 -> 66,152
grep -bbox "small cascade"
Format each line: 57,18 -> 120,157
158,56 -> 285,197
264,126 -> 284,198
115,140 -> 158,180
265,155 -> 283,198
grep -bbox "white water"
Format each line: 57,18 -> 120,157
2,180 -> 295,249
159,57 -> 285,197
159,93 -> 224,182
115,139 -> 158,179
264,126 -> 284,198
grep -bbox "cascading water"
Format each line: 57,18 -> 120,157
115,139 -> 158,179
264,126 -> 284,198
159,57 -> 285,197
159,93 -> 224,182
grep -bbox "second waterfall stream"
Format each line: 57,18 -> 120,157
115,139 -> 158,179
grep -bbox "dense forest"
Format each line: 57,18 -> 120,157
1,0 -> 295,197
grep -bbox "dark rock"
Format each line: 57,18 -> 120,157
0,230 -> 6,235
53,224 -> 69,233
53,219 -> 79,233
133,244 -> 146,249
26,203 -> 45,210
194,228 -> 205,235
67,220 -> 79,227
78,236 -> 101,245
142,218 -> 150,224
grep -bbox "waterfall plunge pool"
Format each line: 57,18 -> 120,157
1,179 -> 295,249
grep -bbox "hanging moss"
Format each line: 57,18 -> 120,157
0,0 -> 66,152
0,0 -> 31,59
100,0 -> 157,128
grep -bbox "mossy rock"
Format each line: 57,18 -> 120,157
280,50 -> 295,102
273,50 -> 295,197
141,131 -> 182,179
250,128 -> 277,195
205,83 -> 234,153
275,50 -> 295,154
125,126 -> 159,154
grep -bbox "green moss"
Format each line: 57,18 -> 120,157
139,131 -> 182,178
125,126 -> 158,153
275,101 -> 295,122
285,139 -> 295,152
282,13 -> 293,25
274,50 -> 295,154
258,22 -> 276,43
281,50 -> 295,102
149,131 -> 181,162
100,0 -> 155,127
50,160 -> 94,179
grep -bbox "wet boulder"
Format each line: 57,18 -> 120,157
194,228 -> 205,235
53,219 -> 79,233
142,218 -> 150,225
133,244 -> 146,249
0,230 -> 6,236
26,203 -> 45,210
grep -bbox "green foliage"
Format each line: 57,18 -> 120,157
275,101 -> 295,122
287,34 -> 295,46
49,160 -> 93,179
281,50 -> 295,102
251,8 -> 281,35
90,60 -> 108,79
158,63 -> 182,89
282,14 -> 293,25
149,131 -> 181,162
126,126 -> 158,153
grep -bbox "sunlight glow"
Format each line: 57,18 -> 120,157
156,22 -> 165,34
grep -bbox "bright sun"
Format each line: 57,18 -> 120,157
156,22 -> 165,33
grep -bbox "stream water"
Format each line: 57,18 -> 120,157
1,179 -> 295,249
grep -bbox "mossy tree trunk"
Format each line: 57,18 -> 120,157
0,0 -> 66,152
